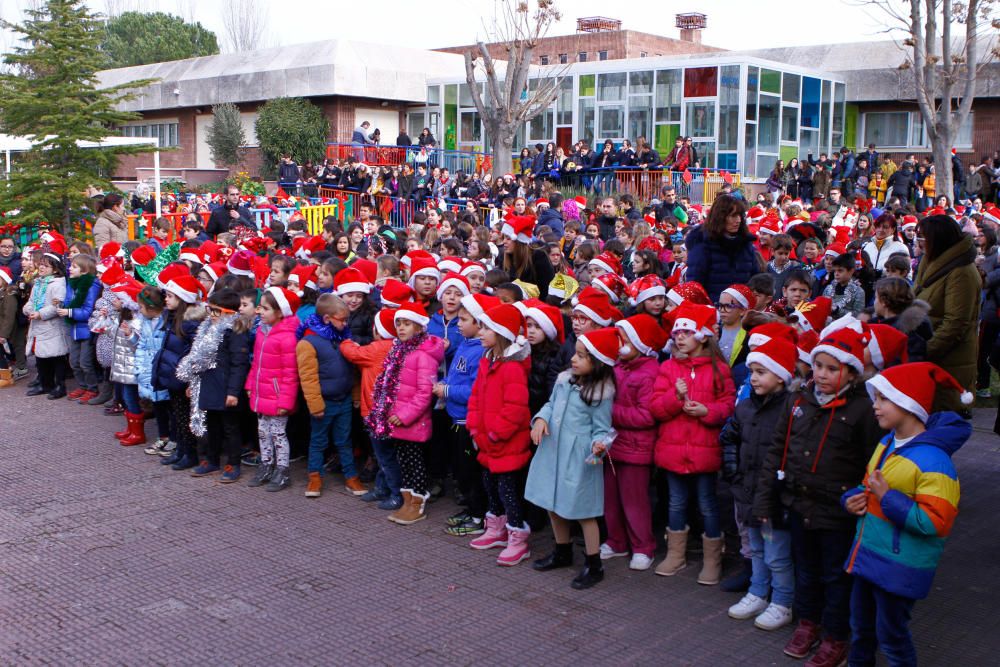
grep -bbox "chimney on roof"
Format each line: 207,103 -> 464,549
676,12 -> 707,44
576,17 -> 622,33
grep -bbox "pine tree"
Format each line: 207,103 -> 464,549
206,103 -> 247,169
0,0 -> 157,236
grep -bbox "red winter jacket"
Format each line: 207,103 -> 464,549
466,346 -> 532,473
649,354 -> 735,474
610,355 -> 661,465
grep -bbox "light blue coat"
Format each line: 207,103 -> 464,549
135,313 -> 169,402
525,371 -> 615,520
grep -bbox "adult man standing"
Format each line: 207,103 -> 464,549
206,185 -> 255,237
352,121 -> 373,145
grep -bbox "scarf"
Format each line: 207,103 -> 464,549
101,208 -> 126,229
365,332 -> 428,440
31,275 -> 52,312
175,314 -> 236,436
65,274 -> 97,318
296,313 -> 352,343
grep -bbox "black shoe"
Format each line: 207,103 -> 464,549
47,386 -> 66,400
720,558 -> 753,593
160,449 -> 183,466
533,543 -> 574,571
570,554 -> 604,590
265,466 -> 290,491
26,386 -> 48,397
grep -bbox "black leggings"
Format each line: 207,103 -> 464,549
483,469 -> 525,529
453,425 -> 486,517
199,410 -> 243,466
35,355 -> 67,391
394,439 -> 427,495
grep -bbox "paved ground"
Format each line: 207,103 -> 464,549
2,388 -> 999,666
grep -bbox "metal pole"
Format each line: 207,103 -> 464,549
154,150 -> 161,218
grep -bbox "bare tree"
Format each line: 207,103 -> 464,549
865,0 -> 999,202
102,0 -> 145,19
222,0 -> 269,53
464,0 -> 568,177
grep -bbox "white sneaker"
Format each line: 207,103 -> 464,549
599,543 -> 629,560
629,553 -> 653,571
754,603 -> 793,630
728,593 -> 769,620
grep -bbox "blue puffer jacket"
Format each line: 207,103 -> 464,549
684,225 -> 760,302
64,277 -> 102,341
444,335 -> 484,424
428,310 -> 464,368
197,328 -> 252,411
136,313 -> 168,402
152,307 -> 202,393
536,207 -> 565,237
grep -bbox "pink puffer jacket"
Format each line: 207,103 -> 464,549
389,335 -> 445,443
649,355 -> 735,474
610,355 -> 661,465
246,316 -> 300,416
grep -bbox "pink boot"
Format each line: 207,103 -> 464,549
496,524 -> 530,566
470,513 -> 508,550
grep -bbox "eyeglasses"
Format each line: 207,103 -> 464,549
208,306 -> 236,316
714,302 -> 741,311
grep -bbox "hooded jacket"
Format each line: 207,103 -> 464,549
136,313 -> 169,402
684,225 -> 760,303
610,354 -> 661,465
24,277 -> 68,359
842,412 -> 967,599
152,307 -> 204,393
443,335 -> 484,424
466,343 -> 532,473
388,334 -> 445,442
245,316 -> 300,416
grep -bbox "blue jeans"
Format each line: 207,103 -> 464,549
307,397 -> 353,475
748,523 -> 794,607
593,171 -> 616,195
114,382 -> 141,414
666,471 -> 720,537
370,431 -> 402,499
848,577 -> 917,667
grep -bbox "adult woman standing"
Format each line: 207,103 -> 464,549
92,193 -> 129,250
501,216 -> 554,300
765,160 -> 785,204
784,158 -> 801,199
684,194 -> 760,303
913,214 -> 981,410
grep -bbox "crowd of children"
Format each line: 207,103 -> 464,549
3,186 -> 977,667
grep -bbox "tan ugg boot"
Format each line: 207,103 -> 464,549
655,526 -> 689,576
389,490 -> 429,525
0,368 -> 12,388
697,534 -> 724,585
388,489 -> 415,524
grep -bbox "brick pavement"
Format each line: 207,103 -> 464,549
2,389 -> 999,666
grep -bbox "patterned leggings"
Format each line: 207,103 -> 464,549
483,469 -> 524,529
258,415 -> 290,467
169,391 -> 197,457
394,439 -> 427,495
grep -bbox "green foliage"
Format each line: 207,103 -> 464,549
254,97 -> 329,179
158,178 -> 187,193
207,102 -> 246,169
0,0 -> 158,234
225,171 -> 265,197
100,11 -> 219,69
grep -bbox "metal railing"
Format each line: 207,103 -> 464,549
324,143 -> 494,176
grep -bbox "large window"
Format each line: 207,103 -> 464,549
685,102 -> 715,138
599,105 -> 624,139
718,65 -> 740,151
121,122 -> 179,147
865,110 -> 974,148
758,95 -> 780,154
598,72 -> 627,101
655,69 -> 681,122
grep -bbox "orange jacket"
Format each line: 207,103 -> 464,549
339,338 -> 393,417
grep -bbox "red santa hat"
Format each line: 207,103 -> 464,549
790,296 -> 832,333
866,362 -> 973,423
334,267 -> 372,295
671,302 -> 718,340
616,314 -> 668,357
99,242 -> 124,262
438,256 -> 463,275
573,195 -> 588,209
524,299 -> 565,344
579,327 -> 620,367
179,246 -> 203,265
592,272 -> 627,304
589,252 -> 622,276
666,281 -> 711,307
436,273 -> 471,301
199,240 -> 222,264
374,308 -> 398,340
130,245 -> 157,267
536,198 -> 549,208
479,303 -> 526,344
820,314 -> 865,339
758,215 -> 782,236
227,249 -> 256,278
156,262 -> 190,289
865,323 -> 909,370
461,260 -> 487,278
0,266 -> 13,285
110,276 -> 143,302
981,204 -> 1000,226
164,274 -> 205,305
352,258 -> 378,285
746,338 -> 798,385
572,287 -> 620,326
295,235 -> 327,260
380,279 -> 415,308
291,264 -> 318,292
721,284 -> 755,310
748,322 -> 799,350
408,255 -> 441,286
265,286 -> 301,317
394,300 -> 430,327
500,214 -> 534,244
401,249 -> 434,270
810,327 -> 866,374
460,292 -> 501,322
99,258 -> 125,284
901,214 -> 920,231
825,242 -> 848,258
746,205 -> 766,224
202,262 -> 229,283
628,274 -> 667,306
40,230 -> 68,255
797,329 -> 819,364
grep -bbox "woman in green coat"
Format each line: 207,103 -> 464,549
914,215 -> 981,411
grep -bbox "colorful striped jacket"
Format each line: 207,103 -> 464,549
841,411 -> 967,600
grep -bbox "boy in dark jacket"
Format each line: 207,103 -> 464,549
754,328 -> 883,667
297,294 -> 360,498
721,338 -> 797,631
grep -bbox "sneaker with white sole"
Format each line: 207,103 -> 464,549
144,439 -> 174,456
728,593 -> 769,620
754,603 -> 793,630
599,543 -> 629,560
629,553 -> 653,571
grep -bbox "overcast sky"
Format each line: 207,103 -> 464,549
0,0 -> 901,54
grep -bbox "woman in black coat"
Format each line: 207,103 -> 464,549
501,229 -> 555,300
684,194 -> 761,302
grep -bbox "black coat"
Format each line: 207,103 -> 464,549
684,225 -> 760,303
528,342 -> 563,416
753,385 -> 883,531
348,305 -> 375,346
197,328 -> 251,411
505,248 -> 555,301
206,205 -> 255,237
888,168 -> 915,202
152,309 -> 200,393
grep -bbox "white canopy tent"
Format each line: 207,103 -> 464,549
0,134 -> 163,216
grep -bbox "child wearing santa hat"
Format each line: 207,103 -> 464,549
649,303 -> 736,585
843,362 -> 970,666
526,326 -> 619,589
245,287 -> 301,491
753,327 -> 883,666
721,338 -> 799,631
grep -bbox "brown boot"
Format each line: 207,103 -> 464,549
0,368 -> 12,388
388,489 -> 428,525
305,472 -> 322,498
696,534 -> 724,585
654,526 -> 689,576
345,476 -> 367,496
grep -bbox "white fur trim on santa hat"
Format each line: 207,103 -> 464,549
666,288 -> 684,307
525,306 -> 557,341
580,334 -> 617,367
672,317 -> 715,341
266,286 -> 294,317
634,283 -> 666,305
436,276 -> 471,301
746,350 -> 793,385
865,375 -> 930,423
810,343 -> 864,375
336,280 -> 371,296
374,315 -> 395,340
461,262 -> 486,277
588,256 -> 617,275
394,307 -> 429,328
722,287 -> 750,309
500,222 -> 531,244
479,311 -> 518,342
573,302 -> 614,327
165,279 -> 199,305
460,294 -> 487,322
179,249 -> 202,264
0,269 -> 12,285
408,266 -> 441,286
616,319 -> 655,356
819,315 -> 863,340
